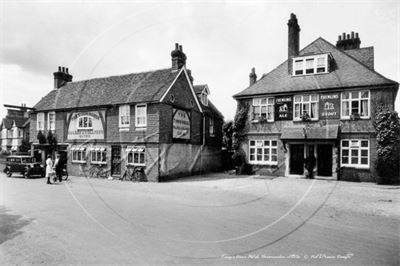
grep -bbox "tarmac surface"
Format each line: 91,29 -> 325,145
0,172 -> 399,265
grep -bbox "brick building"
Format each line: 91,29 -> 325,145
0,104 -> 31,153
30,44 -> 223,181
233,14 -> 398,182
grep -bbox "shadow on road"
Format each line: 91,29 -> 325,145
0,206 -> 33,244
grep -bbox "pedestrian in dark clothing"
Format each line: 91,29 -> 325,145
304,153 -> 316,179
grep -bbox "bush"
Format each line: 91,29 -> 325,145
374,110 -> 400,184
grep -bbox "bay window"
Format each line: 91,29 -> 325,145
249,140 -> 278,165
341,91 -> 370,119
252,97 -> 274,122
341,139 -> 369,168
294,94 -> 319,121
90,147 -> 107,164
126,146 -> 145,166
71,146 -> 86,163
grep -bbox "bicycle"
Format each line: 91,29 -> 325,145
88,164 -> 110,179
120,167 -> 134,181
53,167 -> 69,182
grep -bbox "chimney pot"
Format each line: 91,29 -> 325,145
175,43 -> 179,50
351,31 -> 354,39
179,45 -> 183,52
66,68 -> 69,74
342,33 -> 346,40
347,34 -> 350,39
249,67 -> 257,86
355,32 -> 359,38
338,35 -> 342,41
58,66 -> 61,72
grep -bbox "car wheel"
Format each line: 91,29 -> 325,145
6,171 -> 12,177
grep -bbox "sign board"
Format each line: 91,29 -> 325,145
319,93 -> 340,119
173,108 -> 190,139
275,96 -> 293,120
67,110 -> 105,140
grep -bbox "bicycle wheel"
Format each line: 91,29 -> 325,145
62,171 -> 69,181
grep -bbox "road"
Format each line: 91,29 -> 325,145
0,172 -> 399,265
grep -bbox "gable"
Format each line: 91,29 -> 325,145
161,69 -> 201,112
234,38 -> 397,98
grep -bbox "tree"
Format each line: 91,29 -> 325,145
19,139 -> 31,153
37,131 -> 46,144
231,101 -> 251,174
222,120 -> 233,151
374,109 -> 400,184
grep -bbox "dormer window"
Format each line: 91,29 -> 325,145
201,92 -> 208,106
293,54 -> 329,76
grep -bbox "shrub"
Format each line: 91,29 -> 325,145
374,110 -> 400,184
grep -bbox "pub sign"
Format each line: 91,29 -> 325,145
275,96 -> 293,120
319,93 -> 340,119
66,110 -> 106,140
173,108 -> 190,139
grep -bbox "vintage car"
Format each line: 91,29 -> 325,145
3,156 -> 44,178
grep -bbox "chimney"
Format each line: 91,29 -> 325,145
53,66 -> 73,89
249,67 -> 257,86
336,31 -> 361,50
171,43 -> 187,71
288,13 -> 300,74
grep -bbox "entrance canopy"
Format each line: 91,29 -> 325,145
280,125 -> 339,140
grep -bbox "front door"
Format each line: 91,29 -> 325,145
111,146 -> 121,176
290,144 -> 304,175
317,144 -> 332,176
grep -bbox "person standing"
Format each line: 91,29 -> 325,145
46,155 -> 53,184
304,153 -> 316,179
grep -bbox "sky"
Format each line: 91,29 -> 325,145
0,0 -> 399,121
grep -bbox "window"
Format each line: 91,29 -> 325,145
90,147 -> 107,164
135,104 -> 147,128
209,117 -> 214,137
201,92 -> 208,106
126,146 -> 145,166
37,112 -> 44,130
119,105 -> 130,129
294,94 -> 319,121
252,97 -> 274,122
341,139 -> 369,168
249,140 -> 278,165
77,116 -> 93,129
341,91 -> 370,119
71,146 -> 86,163
18,130 -> 22,138
48,112 -> 55,131
293,54 -> 328,76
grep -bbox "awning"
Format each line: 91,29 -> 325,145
280,125 -> 339,140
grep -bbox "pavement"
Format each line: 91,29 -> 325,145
0,171 -> 399,265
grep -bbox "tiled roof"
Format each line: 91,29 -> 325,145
194,84 -> 207,94
344,47 -> 374,70
34,68 -> 179,111
201,100 -> 224,119
233,38 -> 398,98
1,117 -> 28,129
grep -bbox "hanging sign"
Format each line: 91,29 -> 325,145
319,93 -> 340,119
173,109 -> 190,139
275,96 -> 293,120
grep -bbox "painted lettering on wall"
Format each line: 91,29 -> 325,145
319,93 -> 340,119
67,110 -> 105,140
173,108 -> 190,139
275,96 -> 293,120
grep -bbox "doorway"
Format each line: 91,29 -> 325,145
317,144 -> 332,176
290,144 -> 304,175
111,146 -> 121,176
